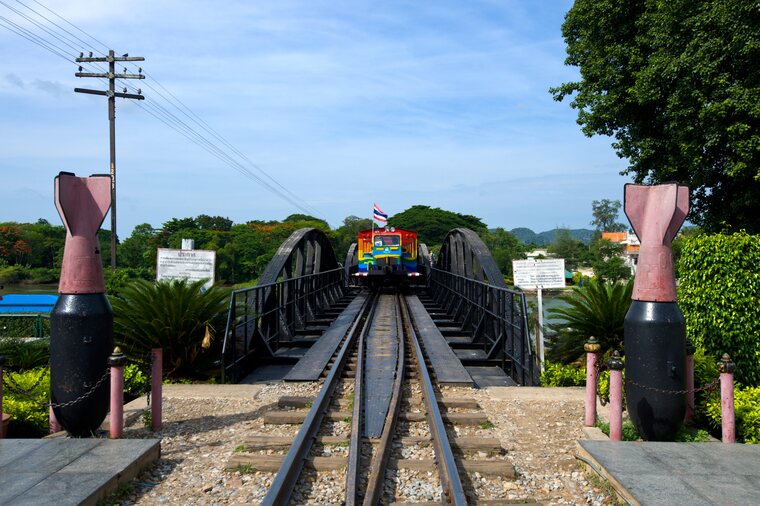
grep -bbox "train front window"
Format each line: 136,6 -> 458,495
374,235 -> 400,246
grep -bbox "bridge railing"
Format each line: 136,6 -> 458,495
428,268 -> 538,386
221,267 -> 344,383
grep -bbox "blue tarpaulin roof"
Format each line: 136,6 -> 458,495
0,294 -> 58,314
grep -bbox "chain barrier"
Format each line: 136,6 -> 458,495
591,353 -> 721,408
2,366 -> 111,410
593,358 -> 607,406
625,377 -> 721,396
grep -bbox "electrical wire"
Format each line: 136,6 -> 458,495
1,0 -> 324,218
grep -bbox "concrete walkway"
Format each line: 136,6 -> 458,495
578,439 -> 760,505
0,438 -> 159,506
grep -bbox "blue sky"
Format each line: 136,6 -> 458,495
0,0 -> 631,237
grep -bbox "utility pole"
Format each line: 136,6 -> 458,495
75,50 -> 145,271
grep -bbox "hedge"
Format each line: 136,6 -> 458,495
678,232 -> 760,386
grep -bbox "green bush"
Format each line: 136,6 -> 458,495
705,386 -> 760,444
111,279 -> 229,379
0,337 -> 50,369
597,419 -> 639,441
546,278 -> 633,363
124,363 -> 150,397
0,265 -> 28,284
26,267 -> 59,284
540,361 -> 586,386
2,367 -> 49,437
678,232 -> 760,386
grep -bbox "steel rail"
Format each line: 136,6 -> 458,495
260,293 -> 376,506
402,295 -> 468,506
345,290 -> 370,504
361,294 -> 406,505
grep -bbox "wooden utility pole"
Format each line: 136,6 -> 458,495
74,50 -> 145,271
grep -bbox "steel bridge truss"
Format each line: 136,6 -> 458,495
221,228 -> 345,383
430,228 -> 539,385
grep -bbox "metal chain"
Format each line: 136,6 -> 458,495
593,359 -> 607,407
3,366 -> 49,396
625,377 -> 720,396
2,367 -> 111,409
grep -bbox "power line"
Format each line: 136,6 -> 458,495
0,1 -> 324,220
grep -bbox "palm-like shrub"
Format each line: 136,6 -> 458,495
111,279 -> 230,379
546,278 -> 633,363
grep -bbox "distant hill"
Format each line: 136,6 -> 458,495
510,227 -> 595,246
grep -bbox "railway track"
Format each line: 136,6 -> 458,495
228,292 -> 522,505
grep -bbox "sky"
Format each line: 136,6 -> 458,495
0,0 -> 632,237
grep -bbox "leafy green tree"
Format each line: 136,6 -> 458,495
331,215 -> 372,259
482,228 -> 525,277
283,214 -> 329,230
589,238 -> 630,282
591,199 -> 626,233
678,232 -> 760,386
552,0 -> 760,232
546,278 -> 633,363
111,279 -> 229,378
196,215 -> 233,231
389,205 -> 486,247
118,223 -> 156,270
547,228 -> 586,270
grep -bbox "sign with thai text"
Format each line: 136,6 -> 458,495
156,248 -> 216,290
512,258 -> 566,289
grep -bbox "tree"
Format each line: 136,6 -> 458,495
118,223 -> 156,270
482,228 -> 525,277
589,238 -> 630,282
552,0 -> 760,233
591,199 -> 626,233
547,228 -> 586,270
331,215 -> 372,259
389,205 -> 486,247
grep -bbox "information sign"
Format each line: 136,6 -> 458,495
156,248 -> 216,290
512,258 -> 566,289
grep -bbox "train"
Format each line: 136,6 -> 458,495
352,227 -> 423,287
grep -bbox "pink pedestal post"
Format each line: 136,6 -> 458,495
49,406 -> 61,434
608,351 -> 624,442
0,356 -> 5,439
584,337 -> 601,426
109,348 -> 127,439
685,340 -> 695,422
719,354 -> 736,443
151,348 -> 162,431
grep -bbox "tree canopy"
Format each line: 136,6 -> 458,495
552,0 -> 760,233
389,205 -> 486,246
591,199 -> 626,233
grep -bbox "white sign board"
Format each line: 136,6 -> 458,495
512,258 -> 566,289
157,248 -> 216,290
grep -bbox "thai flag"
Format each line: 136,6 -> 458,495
373,203 -> 388,223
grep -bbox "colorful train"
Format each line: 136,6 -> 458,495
353,227 -> 422,287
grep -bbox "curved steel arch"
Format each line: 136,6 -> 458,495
258,228 -> 339,285
437,228 -> 506,287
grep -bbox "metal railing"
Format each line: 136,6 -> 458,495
428,267 -> 538,386
221,268 -> 344,383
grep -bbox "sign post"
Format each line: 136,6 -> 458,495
512,258 -> 566,372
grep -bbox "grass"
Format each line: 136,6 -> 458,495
596,419 -> 711,442
478,420 -> 495,430
596,419 -> 640,441
342,416 -> 352,423
96,483 -> 134,506
233,464 -> 255,474
581,463 -> 627,506
233,444 -> 247,453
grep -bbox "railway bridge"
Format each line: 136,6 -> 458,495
220,227 -> 539,388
